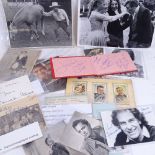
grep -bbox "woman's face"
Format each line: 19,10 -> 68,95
111,0 -> 118,11
97,1 -> 108,13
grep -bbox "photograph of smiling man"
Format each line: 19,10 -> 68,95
101,106 -> 155,147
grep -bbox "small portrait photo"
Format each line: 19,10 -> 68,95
72,82 -> 87,95
0,49 -> 40,81
30,59 -> 66,92
2,0 -> 72,48
93,83 -> 107,103
23,122 -> 85,155
113,84 -> 128,105
84,48 -> 104,56
101,105 -> 155,147
60,112 -> 109,155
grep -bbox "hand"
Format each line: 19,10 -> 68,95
67,20 -> 69,26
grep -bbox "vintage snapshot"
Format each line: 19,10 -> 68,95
105,48 -> 145,78
66,78 -> 136,108
42,95 -> 92,125
84,47 -> 104,56
72,82 -> 87,95
30,59 -> 66,93
23,122 -> 85,155
60,111 -> 109,155
101,105 -> 155,147
2,0 -> 72,48
0,96 -> 45,153
0,102 -> 45,136
93,83 -> 107,103
0,49 -> 40,81
78,0 -> 155,48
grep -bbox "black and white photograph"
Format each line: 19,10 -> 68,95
23,122 -> 85,155
0,48 -> 40,81
84,47 -> 104,56
78,0 -> 155,48
101,105 -> 155,147
30,59 -> 67,93
93,83 -> 107,103
2,0 -> 72,48
0,104 -> 45,136
105,47 -> 145,78
60,111 -> 109,155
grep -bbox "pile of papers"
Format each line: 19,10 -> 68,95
0,0 -> 155,155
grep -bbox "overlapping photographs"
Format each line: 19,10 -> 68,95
2,0 -> 72,48
60,112 -> 109,155
23,122 -> 85,155
29,59 -> 66,93
78,0 -> 155,48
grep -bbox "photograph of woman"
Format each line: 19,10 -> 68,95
79,0 -> 128,46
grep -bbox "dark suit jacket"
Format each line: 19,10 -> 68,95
128,6 -> 154,47
107,10 -> 130,47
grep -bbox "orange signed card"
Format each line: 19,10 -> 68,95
50,52 -> 137,79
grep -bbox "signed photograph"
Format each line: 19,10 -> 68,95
101,105 -> 155,147
78,0 -> 155,48
0,49 -> 40,81
30,59 -> 66,93
60,112 -> 109,155
2,0 -> 72,48
23,122 -> 85,155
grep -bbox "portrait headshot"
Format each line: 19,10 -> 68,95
72,118 -> 109,155
60,112 -> 109,155
111,108 -> 155,146
94,84 -> 106,103
73,83 -> 87,95
114,85 -> 128,104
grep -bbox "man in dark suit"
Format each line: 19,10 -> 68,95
125,0 -> 154,48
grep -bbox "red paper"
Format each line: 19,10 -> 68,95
50,52 -> 137,79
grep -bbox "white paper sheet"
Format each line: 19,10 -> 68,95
0,122 -> 42,153
0,76 -> 34,105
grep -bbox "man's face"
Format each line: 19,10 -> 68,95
126,3 -> 136,15
97,87 -> 104,94
116,87 -> 124,95
74,122 -> 91,138
74,85 -> 84,94
33,66 -> 48,81
117,110 -> 142,140
111,0 -> 118,11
